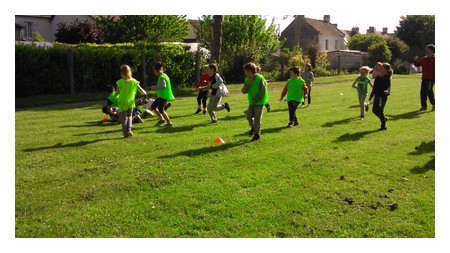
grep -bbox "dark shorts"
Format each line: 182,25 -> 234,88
150,97 -> 168,112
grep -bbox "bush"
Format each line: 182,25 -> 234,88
15,43 -> 197,97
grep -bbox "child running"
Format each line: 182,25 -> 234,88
150,61 -> 175,127
195,65 -> 211,114
114,65 -> 147,138
279,66 -> 308,128
206,64 -> 230,123
369,63 -> 392,130
242,62 -> 269,141
351,66 -> 373,120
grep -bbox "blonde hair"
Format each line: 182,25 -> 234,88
120,65 -> 132,79
359,66 -> 372,74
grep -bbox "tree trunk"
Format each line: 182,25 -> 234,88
211,15 -> 223,64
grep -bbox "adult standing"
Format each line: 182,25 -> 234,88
413,44 -> 435,111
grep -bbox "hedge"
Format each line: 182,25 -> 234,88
15,42 -> 197,97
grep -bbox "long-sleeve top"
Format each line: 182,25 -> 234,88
414,55 -> 435,81
197,73 -> 210,91
301,71 -> 314,88
210,73 -> 224,96
370,75 -> 391,98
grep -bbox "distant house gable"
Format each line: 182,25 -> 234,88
184,19 -> 200,43
280,15 -> 345,53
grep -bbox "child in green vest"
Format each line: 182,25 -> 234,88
279,66 -> 308,128
242,62 -> 268,141
150,61 -> 175,127
115,65 -> 147,137
102,85 -> 120,122
256,65 -> 271,112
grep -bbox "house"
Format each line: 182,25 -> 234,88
280,15 -> 345,53
183,19 -> 200,43
15,15 -> 97,42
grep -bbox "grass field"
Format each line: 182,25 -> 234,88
15,74 -> 435,238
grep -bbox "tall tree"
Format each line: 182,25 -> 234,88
197,15 -> 283,80
96,15 -> 189,43
211,15 -> 223,64
395,15 -> 435,59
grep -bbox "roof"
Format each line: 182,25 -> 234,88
303,17 -> 345,36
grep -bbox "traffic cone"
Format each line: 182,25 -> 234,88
101,116 -> 109,122
214,137 -> 225,143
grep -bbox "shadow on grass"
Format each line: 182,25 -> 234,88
60,120 -> 116,128
410,156 -> 435,174
158,139 -> 248,158
322,117 -> 359,128
408,140 -> 435,155
74,129 -> 121,136
386,110 -> 427,121
333,129 -> 379,142
22,138 -> 116,152
151,123 -> 207,133
234,126 -> 285,137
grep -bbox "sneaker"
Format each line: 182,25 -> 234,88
165,123 -> 173,127
301,104 -> 305,108
156,119 -> 166,126
364,102 -> 369,112
266,104 -> 271,112
419,107 -> 427,111
202,109 -> 207,115
251,134 -> 260,142
286,122 -> 294,128
248,128 -> 254,136
360,117 -> 365,120
379,126 -> 388,131
124,131 -> 133,138
224,102 -> 230,112
306,104 -> 310,108
294,121 -> 299,126
195,108 -> 202,114
211,119 -> 218,123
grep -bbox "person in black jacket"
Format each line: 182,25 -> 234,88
369,63 -> 392,130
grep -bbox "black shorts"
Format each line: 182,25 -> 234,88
150,97 -> 168,112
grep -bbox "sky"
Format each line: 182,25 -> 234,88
2,0 -> 449,253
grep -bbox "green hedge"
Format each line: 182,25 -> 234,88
15,43 -> 197,97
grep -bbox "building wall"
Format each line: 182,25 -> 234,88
15,16 -> 53,41
280,18 -> 318,51
327,51 -> 370,70
318,34 -> 345,52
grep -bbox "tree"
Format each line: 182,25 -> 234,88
96,15 -> 189,43
347,33 -> 386,52
55,19 -> 102,44
395,15 -> 435,59
368,41 -> 391,65
211,15 -> 223,64
197,15 -> 283,81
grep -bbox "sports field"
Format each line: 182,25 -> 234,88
15,74 -> 435,238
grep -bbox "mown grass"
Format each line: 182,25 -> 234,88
15,74 -> 435,238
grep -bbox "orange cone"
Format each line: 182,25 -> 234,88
214,137 -> 225,143
101,116 -> 109,122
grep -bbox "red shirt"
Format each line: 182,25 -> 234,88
414,55 -> 435,81
197,74 -> 211,89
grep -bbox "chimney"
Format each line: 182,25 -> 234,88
382,27 -> 388,34
367,26 -> 375,33
323,15 -> 330,23
351,27 -> 359,34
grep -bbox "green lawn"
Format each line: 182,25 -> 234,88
15,74 -> 435,238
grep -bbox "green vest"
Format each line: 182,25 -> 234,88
116,78 -> 139,111
248,74 -> 268,105
157,73 -> 175,101
107,92 -> 119,107
287,78 -> 305,103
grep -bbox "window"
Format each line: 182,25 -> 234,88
325,39 -> 329,50
335,40 -> 338,49
24,22 -> 33,38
